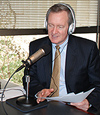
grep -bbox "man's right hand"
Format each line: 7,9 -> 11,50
36,88 -> 54,103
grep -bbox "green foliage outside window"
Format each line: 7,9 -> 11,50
0,36 -> 29,85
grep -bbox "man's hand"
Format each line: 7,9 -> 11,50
70,99 -> 90,111
36,88 -> 54,103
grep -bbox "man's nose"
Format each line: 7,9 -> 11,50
52,27 -> 58,34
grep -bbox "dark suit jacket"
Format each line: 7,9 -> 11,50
23,35 -> 100,110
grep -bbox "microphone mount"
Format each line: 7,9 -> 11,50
16,64 -> 37,107
15,59 -> 32,73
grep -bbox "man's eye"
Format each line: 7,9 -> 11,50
58,26 -> 64,29
48,24 -> 54,28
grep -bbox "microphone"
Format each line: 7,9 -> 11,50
27,45 -> 51,66
15,44 -> 51,72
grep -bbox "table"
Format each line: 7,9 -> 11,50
0,79 -> 100,115
0,99 -> 99,115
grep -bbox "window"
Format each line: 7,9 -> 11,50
0,0 -> 99,84
0,0 -> 98,29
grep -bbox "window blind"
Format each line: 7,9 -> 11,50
0,0 -> 98,29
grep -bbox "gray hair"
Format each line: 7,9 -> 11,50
46,3 -> 74,26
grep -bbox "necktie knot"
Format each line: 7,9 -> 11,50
55,45 -> 60,50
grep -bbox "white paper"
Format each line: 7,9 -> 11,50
36,88 -> 95,103
0,86 -> 26,102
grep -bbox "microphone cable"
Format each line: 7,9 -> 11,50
1,69 -> 25,115
1,71 -> 16,115
1,65 -> 25,114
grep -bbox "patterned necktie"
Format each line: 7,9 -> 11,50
50,45 -> 61,97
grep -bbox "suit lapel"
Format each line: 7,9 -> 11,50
65,35 -> 77,84
43,40 -> 52,88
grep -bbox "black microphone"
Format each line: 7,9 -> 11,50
15,44 -> 51,72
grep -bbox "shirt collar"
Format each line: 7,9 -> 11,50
52,35 -> 69,50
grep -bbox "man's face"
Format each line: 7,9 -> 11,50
48,11 -> 69,45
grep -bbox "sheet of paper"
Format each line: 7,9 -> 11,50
36,88 -> 95,103
0,86 -> 26,102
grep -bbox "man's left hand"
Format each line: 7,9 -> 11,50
70,99 -> 90,111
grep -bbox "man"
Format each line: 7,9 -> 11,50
23,3 -> 100,111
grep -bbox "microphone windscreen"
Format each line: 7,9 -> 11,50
41,45 -> 51,55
